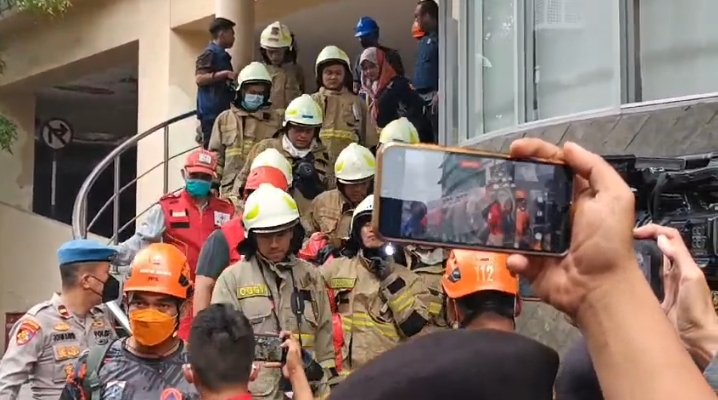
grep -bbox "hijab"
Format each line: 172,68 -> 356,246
359,47 -> 398,120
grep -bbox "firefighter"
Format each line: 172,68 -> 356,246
60,243 -> 195,400
303,143 -> 375,247
209,61 -> 283,206
442,249 -> 520,332
234,94 -> 331,219
259,21 -> 305,110
0,240 -> 118,400
113,148 -> 234,340
311,45 -> 375,170
319,195 -> 433,373
376,117 -> 420,153
194,166 -> 289,316
404,245 -> 450,333
514,190 -> 530,249
211,184 -> 336,399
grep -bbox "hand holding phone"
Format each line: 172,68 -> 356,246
375,143 -> 573,256
254,333 -> 285,363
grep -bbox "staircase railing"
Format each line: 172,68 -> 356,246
71,110 -> 198,331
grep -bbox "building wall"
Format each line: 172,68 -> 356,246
0,202 -> 105,353
437,0 -> 718,352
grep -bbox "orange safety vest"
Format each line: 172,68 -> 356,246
158,190 -> 234,340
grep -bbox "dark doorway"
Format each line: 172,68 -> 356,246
32,139 -> 137,241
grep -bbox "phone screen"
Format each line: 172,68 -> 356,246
254,333 -> 284,362
376,144 -> 573,255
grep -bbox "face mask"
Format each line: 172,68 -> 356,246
241,93 -> 264,112
89,275 -> 121,304
186,179 -> 211,197
129,309 -> 177,347
359,37 -> 376,48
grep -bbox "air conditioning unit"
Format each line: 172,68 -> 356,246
534,0 -> 583,31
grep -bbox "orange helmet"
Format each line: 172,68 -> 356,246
245,166 -> 289,194
515,190 -> 527,200
412,21 -> 425,39
442,250 -> 518,299
185,149 -> 217,176
123,243 -> 193,300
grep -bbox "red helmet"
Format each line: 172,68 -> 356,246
245,166 -> 289,196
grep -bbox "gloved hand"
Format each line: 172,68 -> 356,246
293,158 -> 325,200
368,257 -> 393,281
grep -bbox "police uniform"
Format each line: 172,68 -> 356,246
0,240 -> 118,400
234,137 -> 331,218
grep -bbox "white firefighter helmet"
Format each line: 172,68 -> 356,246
284,94 -> 323,127
237,62 -> 272,89
349,194 -> 374,232
379,117 -> 420,145
260,22 -> 292,49
250,148 -> 293,187
243,184 -> 300,233
315,45 -> 351,75
335,143 -> 376,184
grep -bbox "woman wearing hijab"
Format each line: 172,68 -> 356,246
359,47 -> 434,143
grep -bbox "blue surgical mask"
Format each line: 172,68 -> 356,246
241,94 -> 264,112
186,179 -> 211,197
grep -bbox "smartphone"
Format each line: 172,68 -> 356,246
254,333 -> 285,362
374,143 -> 574,256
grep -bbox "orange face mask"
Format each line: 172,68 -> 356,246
129,309 -> 176,347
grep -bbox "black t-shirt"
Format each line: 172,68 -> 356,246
196,229 -> 231,279
554,337 -> 603,400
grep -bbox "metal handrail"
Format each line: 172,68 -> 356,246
71,110 -> 197,239
71,110 -> 197,333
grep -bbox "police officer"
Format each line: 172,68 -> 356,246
312,45 -> 375,169
60,243 -> 195,400
442,249 -> 520,332
319,195 -> 433,373
0,239 -> 118,400
259,21 -> 305,110
209,61 -> 283,207
303,143 -> 375,248
113,148 -> 234,341
234,94 -> 331,218
211,184 -> 336,400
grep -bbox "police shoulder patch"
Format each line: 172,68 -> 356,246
15,320 -> 41,346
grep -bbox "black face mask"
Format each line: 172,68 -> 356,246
89,275 -> 121,303
359,38 -> 376,48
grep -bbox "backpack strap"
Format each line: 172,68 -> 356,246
82,341 -> 113,400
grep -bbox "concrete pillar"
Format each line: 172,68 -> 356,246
0,93 -> 35,211
135,0 -> 205,215
216,0 -> 255,71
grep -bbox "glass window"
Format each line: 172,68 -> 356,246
439,0 -> 461,146
527,0 -> 621,120
458,0 -> 622,141
467,0 -> 520,138
635,0 -> 718,101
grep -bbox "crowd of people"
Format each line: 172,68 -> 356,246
4,0 -> 718,398
4,126 -> 718,399
196,1 -> 439,181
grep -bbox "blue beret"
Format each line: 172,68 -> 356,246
57,239 -> 117,266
